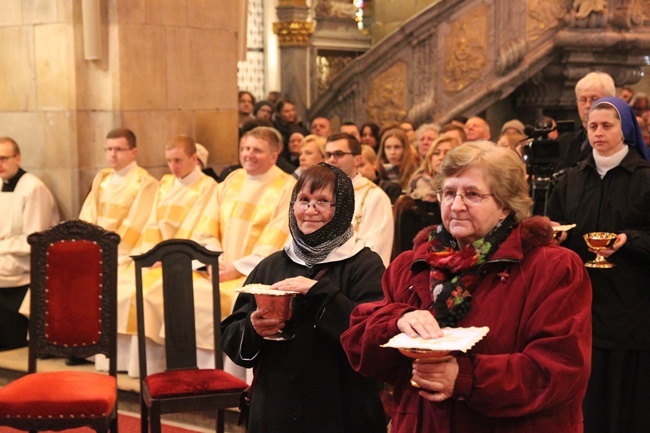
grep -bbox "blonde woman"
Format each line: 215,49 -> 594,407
392,134 -> 462,258
293,134 -> 326,178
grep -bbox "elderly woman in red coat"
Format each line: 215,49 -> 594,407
341,141 -> 592,433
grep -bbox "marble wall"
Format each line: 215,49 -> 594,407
0,0 -> 240,219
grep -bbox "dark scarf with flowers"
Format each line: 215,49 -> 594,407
428,213 -> 516,327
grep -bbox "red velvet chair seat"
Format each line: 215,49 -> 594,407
0,371 -> 117,419
145,369 -> 248,399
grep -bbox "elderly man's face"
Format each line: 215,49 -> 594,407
464,117 -> 490,141
576,88 -> 605,129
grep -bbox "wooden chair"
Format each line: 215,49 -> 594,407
133,239 -> 248,433
0,220 -> 120,433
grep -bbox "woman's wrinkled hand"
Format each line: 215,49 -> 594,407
397,311 -> 443,339
590,232 -> 627,258
411,356 -> 459,402
250,307 -> 284,337
270,276 -> 317,295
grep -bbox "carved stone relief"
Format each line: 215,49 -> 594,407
526,0 -> 568,43
610,0 -> 650,28
314,0 -> 358,20
443,4 -> 488,93
366,61 -> 408,125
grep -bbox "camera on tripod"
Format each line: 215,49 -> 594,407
522,119 -> 574,179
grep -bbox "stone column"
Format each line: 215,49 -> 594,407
0,0 -> 240,219
273,0 -> 315,122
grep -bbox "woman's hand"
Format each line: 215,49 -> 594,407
271,276 -> 318,295
250,307 -> 284,337
397,311 -> 443,339
411,356 -> 459,402
590,232 -> 627,258
550,221 -> 568,244
219,262 -> 243,281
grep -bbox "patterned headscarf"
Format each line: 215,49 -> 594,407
591,96 -> 650,161
289,163 -> 355,267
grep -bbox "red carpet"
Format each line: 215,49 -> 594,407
0,411 -> 206,433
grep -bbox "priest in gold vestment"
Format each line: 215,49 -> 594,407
79,128 -> 158,266
143,127 -> 296,355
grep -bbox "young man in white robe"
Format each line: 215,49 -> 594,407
0,137 -> 59,350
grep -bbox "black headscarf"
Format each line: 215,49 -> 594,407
289,163 -> 355,267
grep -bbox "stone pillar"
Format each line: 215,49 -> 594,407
273,0 -> 315,121
0,0 -> 240,219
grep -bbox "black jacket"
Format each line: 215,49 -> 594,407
221,247 -> 387,433
548,149 -> 650,349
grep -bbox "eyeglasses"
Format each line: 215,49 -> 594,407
0,155 -> 16,163
576,96 -> 601,106
104,147 -> 132,153
437,189 -> 495,206
293,199 -> 336,212
324,151 -> 355,159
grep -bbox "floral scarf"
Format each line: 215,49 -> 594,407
428,213 -> 516,327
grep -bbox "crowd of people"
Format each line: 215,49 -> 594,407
2,71 -> 650,432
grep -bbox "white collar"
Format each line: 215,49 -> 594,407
284,233 -> 366,266
112,161 -> 137,178
593,145 -> 629,178
174,166 -> 202,186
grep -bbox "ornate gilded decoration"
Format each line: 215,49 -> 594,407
444,5 -> 488,93
316,50 -> 360,96
526,0 -> 568,43
273,20 -> 315,47
366,61 -> 408,125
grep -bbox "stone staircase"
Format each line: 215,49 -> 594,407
308,0 -> 650,128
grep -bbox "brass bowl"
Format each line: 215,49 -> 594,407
254,292 -> 298,321
398,348 -> 451,360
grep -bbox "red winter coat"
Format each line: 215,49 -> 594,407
341,217 -> 592,433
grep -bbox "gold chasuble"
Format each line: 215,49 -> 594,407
194,165 -> 296,275
171,165 -> 296,350
118,169 -> 216,341
79,163 -> 158,266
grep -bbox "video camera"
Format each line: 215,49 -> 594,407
522,119 -> 574,179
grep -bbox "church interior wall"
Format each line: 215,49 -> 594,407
0,0 -> 240,220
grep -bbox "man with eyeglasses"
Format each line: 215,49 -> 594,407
324,133 -> 394,266
0,137 -> 59,351
79,128 -> 158,266
557,71 -> 616,171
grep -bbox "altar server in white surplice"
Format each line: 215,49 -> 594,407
0,137 -> 59,350
79,128 -> 158,267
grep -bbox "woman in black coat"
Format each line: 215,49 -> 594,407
221,163 -> 387,433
